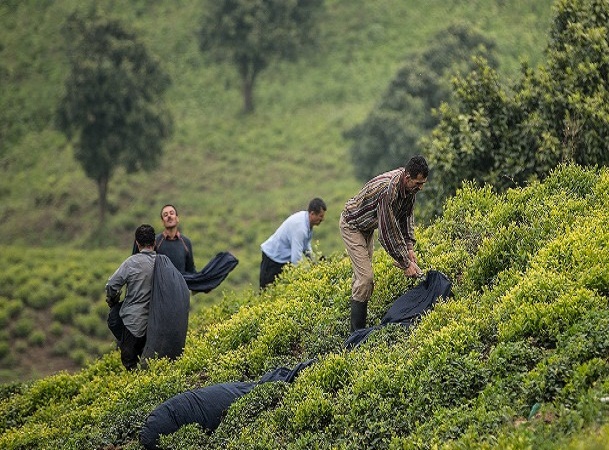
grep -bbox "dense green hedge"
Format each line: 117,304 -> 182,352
1,164 -> 609,449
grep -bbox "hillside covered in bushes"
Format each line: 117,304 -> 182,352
0,0 -> 557,383
1,164 -> 608,449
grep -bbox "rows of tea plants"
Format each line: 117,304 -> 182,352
1,164 -> 609,449
0,246 -> 125,383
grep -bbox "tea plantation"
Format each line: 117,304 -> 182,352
1,164 -> 608,449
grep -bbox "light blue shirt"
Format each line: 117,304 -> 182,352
261,210 -> 313,264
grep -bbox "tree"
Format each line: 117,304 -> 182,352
56,9 -> 172,223
421,0 -> 609,213
198,0 -> 324,114
344,23 -> 498,182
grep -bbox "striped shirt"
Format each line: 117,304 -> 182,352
342,168 -> 416,268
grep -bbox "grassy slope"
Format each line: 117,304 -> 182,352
0,0 -> 553,281
0,0 -> 553,379
0,164 -> 608,449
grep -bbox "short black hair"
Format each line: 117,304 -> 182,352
405,155 -> 429,179
308,198 -> 327,214
135,224 -> 156,247
160,204 -> 178,218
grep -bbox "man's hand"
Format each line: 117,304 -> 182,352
106,292 -> 121,308
404,262 -> 423,278
407,249 -> 418,264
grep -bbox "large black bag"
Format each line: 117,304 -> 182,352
132,243 -> 239,293
140,255 -> 190,366
139,382 -> 256,450
183,251 -> 239,293
139,359 -> 316,450
344,270 -> 452,349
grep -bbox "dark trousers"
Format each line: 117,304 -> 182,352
107,303 -> 146,370
259,252 -> 287,289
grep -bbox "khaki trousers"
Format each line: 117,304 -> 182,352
339,213 -> 375,303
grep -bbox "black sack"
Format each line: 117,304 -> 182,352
183,251 -> 239,293
139,360 -> 315,450
139,382 -> 256,450
380,270 -> 452,325
140,254 -> 190,366
344,270 -> 452,349
132,242 -> 239,294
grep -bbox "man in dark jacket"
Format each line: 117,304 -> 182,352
155,204 -> 195,274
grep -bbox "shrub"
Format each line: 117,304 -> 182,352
51,296 -> 90,323
27,330 -> 45,347
11,316 -> 34,338
0,342 -> 10,359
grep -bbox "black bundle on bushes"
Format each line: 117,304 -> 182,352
140,271 -> 452,449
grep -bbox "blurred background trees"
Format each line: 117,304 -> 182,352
56,8 -> 173,223
198,0 -> 325,114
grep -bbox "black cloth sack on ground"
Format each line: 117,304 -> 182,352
380,270 -> 452,325
257,359 -> 316,384
140,382 -> 255,450
140,255 -> 190,366
139,359 -> 316,450
183,251 -> 239,293
344,270 -> 452,349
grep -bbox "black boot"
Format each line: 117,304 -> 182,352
350,299 -> 368,332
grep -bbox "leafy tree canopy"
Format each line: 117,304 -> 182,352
421,0 -> 609,213
56,8 -> 173,222
345,22 -> 498,182
198,0 -> 324,113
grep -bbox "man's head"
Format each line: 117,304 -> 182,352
160,204 -> 179,230
405,155 -> 429,179
403,155 -> 429,194
135,224 -> 156,248
308,198 -> 327,227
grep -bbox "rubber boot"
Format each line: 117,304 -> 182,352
350,299 -> 368,332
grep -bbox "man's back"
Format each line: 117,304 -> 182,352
261,210 -> 311,264
106,250 -> 156,338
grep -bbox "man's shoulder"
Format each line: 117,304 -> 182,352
370,168 -> 403,183
286,210 -> 306,220
124,251 -> 155,266
285,211 -> 307,226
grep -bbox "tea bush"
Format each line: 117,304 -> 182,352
1,165 -> 609,449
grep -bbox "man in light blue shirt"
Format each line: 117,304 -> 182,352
260,198 -> 327,289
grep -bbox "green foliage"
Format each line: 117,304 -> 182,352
198,0 -> 324,113
56,7 -> 173,221
422,0 -> 609,214
0,246 -> 123,383
346,22 -> 499,184
1,165 -> 609,449
51,295 -> 91,324
0,0 -> 554,315
3,1 -> 607,449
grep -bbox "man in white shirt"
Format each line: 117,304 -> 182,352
259,198 -> 326,289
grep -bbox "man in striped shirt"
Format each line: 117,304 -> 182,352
340,155 -> 429,331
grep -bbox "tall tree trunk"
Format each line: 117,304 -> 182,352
97,175 -> 109,224
242,76 -> 254,114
